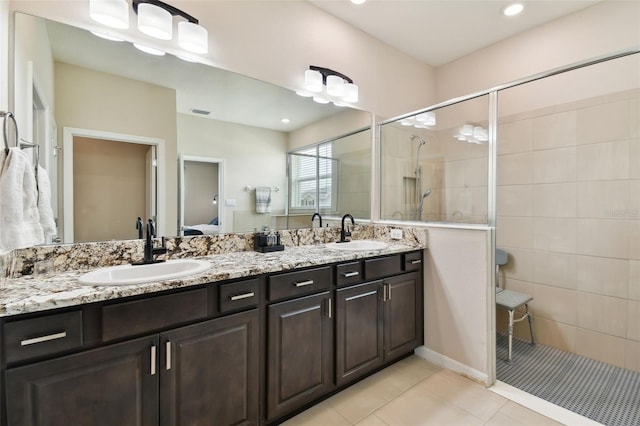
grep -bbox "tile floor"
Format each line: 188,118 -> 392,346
283,356 -> 563,426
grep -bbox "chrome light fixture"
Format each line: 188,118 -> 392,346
297,66 -> 359,105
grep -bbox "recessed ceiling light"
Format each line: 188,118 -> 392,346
502,3 -> 524,16
351,0 -> 366,4
281,118 -> 290,124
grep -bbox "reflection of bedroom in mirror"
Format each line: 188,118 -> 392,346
179,155 -> 224,236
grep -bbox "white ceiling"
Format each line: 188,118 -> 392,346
309,0 -> 603,66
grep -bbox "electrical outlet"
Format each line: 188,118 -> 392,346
390,229 -> 403,240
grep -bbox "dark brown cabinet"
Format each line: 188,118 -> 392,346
335,270 -> 423,387
383,272 -> 423,361
160,309 -> 260,426
5,335 -> 159,426
266,291 -> 333,422
1,250 -> 424,426
335,281 -> 384,386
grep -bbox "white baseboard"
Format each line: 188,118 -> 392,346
414,345 -> 488,385
490,381 -> 603,426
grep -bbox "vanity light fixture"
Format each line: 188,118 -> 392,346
89,0 -> 129,29
132,0 -> 208,54
399,111 -> 437,129
90,0 -> 208,54
133,42 -> 166,56
297,66 -> 359,105
90,30 -> 124,42
456,124 -> 488,143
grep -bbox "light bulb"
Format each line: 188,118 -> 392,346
179,21 -> 208,54
305,70 -> 323,93
137,3 -> 173,40
90,0 -> 129,29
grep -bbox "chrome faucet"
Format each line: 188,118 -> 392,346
311,212 -> 323,228
340,214 -> 355,243
134,221 -> 167,265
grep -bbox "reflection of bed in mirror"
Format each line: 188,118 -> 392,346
183,220 -> 219,236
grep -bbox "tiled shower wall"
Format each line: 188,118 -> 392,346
496,89 -> 640,372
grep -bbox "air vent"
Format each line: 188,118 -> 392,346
191,108 -> 210,115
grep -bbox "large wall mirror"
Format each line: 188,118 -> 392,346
12,12 -> 372,245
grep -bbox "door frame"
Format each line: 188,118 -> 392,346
62,127 -> 165,243
178,154 -> 225,236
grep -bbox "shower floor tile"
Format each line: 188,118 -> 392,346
497,333 -> 640,426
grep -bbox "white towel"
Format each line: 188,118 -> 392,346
255,186 -> 272,214
0,148 -> 44,252
37,165 -> 57,238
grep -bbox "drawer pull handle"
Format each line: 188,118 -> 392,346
341,271 -> 359,278
20,331 -> 67,346
151,345 -> 157,376
166,341 -> 172,370
409,260 -> 422,265
230,292 -> 255,301
294,280 -> 314,287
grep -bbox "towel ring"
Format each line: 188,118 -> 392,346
1,111 -> 19,154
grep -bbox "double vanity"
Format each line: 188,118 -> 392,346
0,231 -> 425,425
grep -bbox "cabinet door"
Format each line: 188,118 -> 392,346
160,309 -> 259,426
335,281 -> 384,386
384,272 -> 423,361
267,292 -> 333,422
5,336 -> 159,426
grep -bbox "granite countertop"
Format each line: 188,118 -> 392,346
0,242 -> 422,318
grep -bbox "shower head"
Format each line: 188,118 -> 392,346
410,135 -> 426,146
422,189 -> 432,198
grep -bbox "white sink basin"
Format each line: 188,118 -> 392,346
325,240 -> 389,252
78,259 -> 211,286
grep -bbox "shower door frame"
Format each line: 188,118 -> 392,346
377,46 -> 640,387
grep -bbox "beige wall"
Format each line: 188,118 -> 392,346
423,227 -> 491,381
7,0 -> 436,119
55,62 -> 178,238
177,113 -> 288,233
73,137 -> 149,242
288,108 -> 372,151
12,12 -> 55,144
436,1 -> 640,102
0,0 -> 8,110
496,87 -> 640,372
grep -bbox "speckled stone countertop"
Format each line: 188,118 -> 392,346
0,241 -> 422,317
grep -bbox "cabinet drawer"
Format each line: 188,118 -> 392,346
102,288 -> 208,341
403,251 -> 423,272
364,255 -> 402,281
336,261 -> 364,287
4,310 -> 83,364
269,266 -> 331,302
219,278 -> 260,313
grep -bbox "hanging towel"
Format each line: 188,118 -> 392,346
37,165 -> 57,238
0,148 -> 44,252
255,186 -> 272,214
